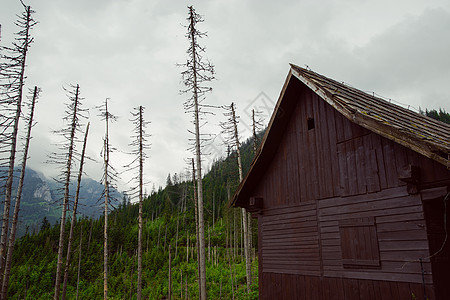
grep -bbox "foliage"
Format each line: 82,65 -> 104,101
420,108 -> 450,124
7,133 -> 264,299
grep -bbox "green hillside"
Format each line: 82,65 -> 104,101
9,133 -> 263,299
0,168 -> 121,238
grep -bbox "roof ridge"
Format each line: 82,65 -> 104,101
290,64 -> 449,167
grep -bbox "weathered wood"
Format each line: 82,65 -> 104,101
233,67 -> 450,299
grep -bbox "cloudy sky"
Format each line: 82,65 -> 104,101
1,0 -> 449,194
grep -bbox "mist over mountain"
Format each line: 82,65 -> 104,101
1,167 -> 121,237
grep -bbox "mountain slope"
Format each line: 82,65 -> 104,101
1,167 -> 121,237
8,132 -> 264,299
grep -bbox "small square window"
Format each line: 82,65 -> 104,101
307,117 -> 315,130
339,217 -> 381,269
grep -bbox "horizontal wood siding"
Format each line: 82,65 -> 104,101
250,86 -> 450,299
261,273 -> 436,300
261,201 -> 320,276
318,186 -> 432,284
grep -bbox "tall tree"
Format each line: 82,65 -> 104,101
125,106 -> 150,300
0,3 -> 36,285
1,86 -> 39,299
98,99 -> 118,300
52,84 -> 86,300
62,122 -> 90,299
249,108 -> 263,261
251,109 -> 263,154
76,227 -> 83,300
220,102 -> 251,291
180,6 -> 215,299
191,158 -> 201,296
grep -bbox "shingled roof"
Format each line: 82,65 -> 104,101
230,64 -> 450,207
290,64 -> 450,168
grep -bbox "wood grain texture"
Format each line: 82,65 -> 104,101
249,87 -> 449,299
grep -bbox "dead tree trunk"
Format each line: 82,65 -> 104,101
232,103 -> 251,291
0,4 -> 36,288
126,105 -> 149,300
137,111 -> 143,300
87,220 -> 93,252
76,227 -> 82,300
180,6 -> 215,298
221,103 -> 251,290
192,54 -> 207,300
249,109 -> 260,262
186,231 -> 189,263
168,244 -> 172,300
62,122 -> 90,299
175,215 -> 179,259
54,84 -> 82,300
98,99 -> 117,300
191,158 -> 201,299
1,87 -> 39,299
103,140 -> 109,299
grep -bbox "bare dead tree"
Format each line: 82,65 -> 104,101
168,244 -> 172,300
220,102 -> 251,291
49,84 -> 87,300
62,122 -> 90,299
0,3 -> 36,287
98,99 -> 118,300
249,109 -> 263,262
1,86 -> 39,299
179,6 -> 215,299
191,158 -> 201,297
124,106 -> 150,300
251,109 -> 263,154
76,227 -> 82,300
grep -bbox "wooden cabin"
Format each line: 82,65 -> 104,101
231,64 -> 450,299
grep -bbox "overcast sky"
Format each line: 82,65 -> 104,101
1,0 -> 449,194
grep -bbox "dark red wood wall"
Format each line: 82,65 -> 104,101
251,81 -> 450,299
260,273 -> 435,300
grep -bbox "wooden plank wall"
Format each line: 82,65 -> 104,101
422,190 -> 450,299
260,201 -> 321,276
318,187 -> 432,284
260,273 -> 436,300
253,87 -> 450,209
252,86 -> 450,299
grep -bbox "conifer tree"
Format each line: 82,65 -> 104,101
75,227 -> 82,300
51,84 -> 87,300
220,102 -> 251,291
125,106 -> 150,300
1,86 -> 39,299
251,109 -> 263,154
98,99 -> 118,300
249,108 -> 263,261
179,6 -> 215,299
191,158 -> 201,295
62,122 -> 90,299
0,3 -> 36,285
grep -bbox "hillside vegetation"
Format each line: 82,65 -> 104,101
0,168 -> 121,238
9,133 -> 262,299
